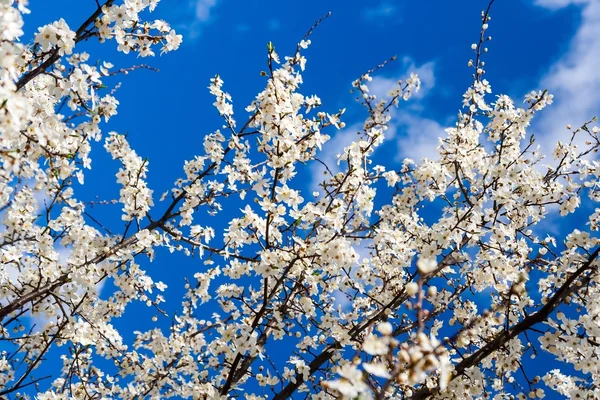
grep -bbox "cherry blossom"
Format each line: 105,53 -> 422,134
1,1 -> 600,399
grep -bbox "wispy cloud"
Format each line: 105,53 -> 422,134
531,0 -> 600,154
363,2 -> 398,22
194,0 -> 218,22
368,58 -> 436,101
368,59 -> 445,161
310,122 -> 363,193
310,58 -> 443,191
394,112 -> 447,162
181,0 -> 222,39
368,59 -> 444,162
534,0 -> 588,9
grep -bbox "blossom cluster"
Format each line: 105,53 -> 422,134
1,2 -> 600,400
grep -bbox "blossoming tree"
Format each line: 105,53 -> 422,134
1,0 -> 599,399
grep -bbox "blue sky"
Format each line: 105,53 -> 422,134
11,0 -> 600,396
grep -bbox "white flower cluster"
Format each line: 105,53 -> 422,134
0,0 -> 26,78
35,18 -> 76,55
324,322 -> 451,398
2,2 -> 600,400
105,132 -> 154,221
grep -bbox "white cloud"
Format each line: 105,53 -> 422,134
195,0 -> 218,21
531,0 -> 600,154
310,59 -> 443,189
365,59 -> 444,162
369,58 -> 436,101
394,112 -> 446,162
364,2 -> 398,21
181,0 -> 221,39
310,122 -> 363,193
333,290 -> 352,310
534,0 -> 588,9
